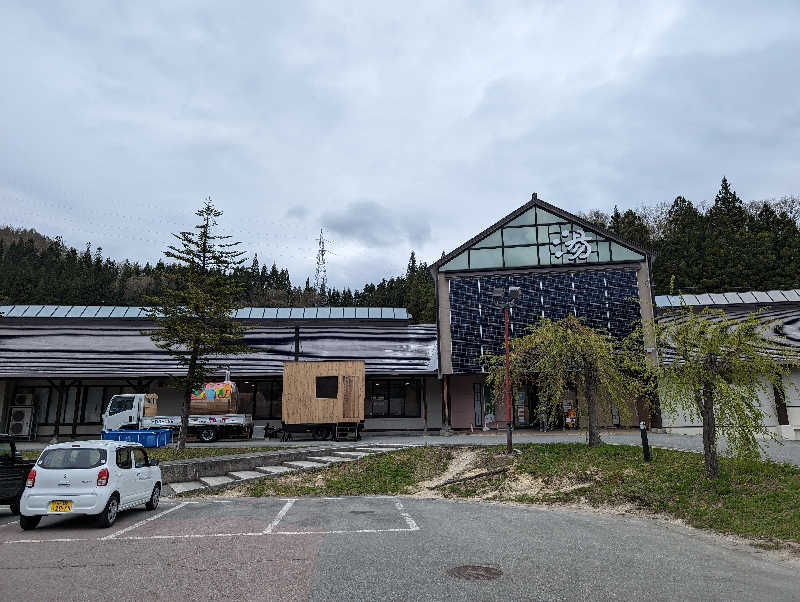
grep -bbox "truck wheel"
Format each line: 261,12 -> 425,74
19,515 -> 41,530
96,494 -> 120,528
199,427 -> 218,443
311,426 -> 330,440
145,485 -> 161,511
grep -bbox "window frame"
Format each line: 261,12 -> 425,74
365,378 -> 422,419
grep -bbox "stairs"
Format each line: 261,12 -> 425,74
163,443 -> 410,496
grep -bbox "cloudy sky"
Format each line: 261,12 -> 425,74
2,2 -> 799,289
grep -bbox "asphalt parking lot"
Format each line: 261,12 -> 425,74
0,496 -> 797,601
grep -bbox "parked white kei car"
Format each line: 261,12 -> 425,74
19,440 -> 162,530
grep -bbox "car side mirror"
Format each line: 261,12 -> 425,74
149,459 -> 160,466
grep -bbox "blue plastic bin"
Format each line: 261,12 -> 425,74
102,429 -> 171,448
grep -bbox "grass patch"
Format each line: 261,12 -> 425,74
446,443 -> 800,545
227,446 -> 454,497
21,446 -> 294,462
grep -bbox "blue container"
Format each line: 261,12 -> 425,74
102,429 -> 171,448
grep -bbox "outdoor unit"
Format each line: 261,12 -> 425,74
7,405 -> 35,439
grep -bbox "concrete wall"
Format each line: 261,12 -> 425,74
662,369 -> 800,440
449,374 -> 483,429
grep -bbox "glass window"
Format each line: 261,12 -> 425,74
504,246 -> 539,268
502,226 -> 537,246
404,382 -> 421,417
366,380 -> 388,417
316,376 -> 338,398
471,230 -> 502,248
610,243 -> 643,261
389,381 -> 405,416
39,448 -> 106,469
506,208 -> 535,226
365,379 -> 421,418
440,251 -> 468,271
115,448 -> 132,469
133,448 -> 148,468
536,208 -> 561,224
469,248 -> 503,270
254,381 -> 282,419
597,241 -> 611,263
61,387 -> 78,425
270,381 -> 283,420
83,387 -> 105,424
108,395 -> 135,415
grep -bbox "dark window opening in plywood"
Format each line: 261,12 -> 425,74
316,376 -> 339,399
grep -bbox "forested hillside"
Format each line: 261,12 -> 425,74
1,178 -> 798,322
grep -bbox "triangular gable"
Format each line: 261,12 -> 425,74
434,194 -> 651,273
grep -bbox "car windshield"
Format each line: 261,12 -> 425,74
107,395 -> 135,415
38,448 -> 107,469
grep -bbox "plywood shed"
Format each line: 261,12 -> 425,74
282,361 -> 365,425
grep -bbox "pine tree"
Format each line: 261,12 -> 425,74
145,199 -> 251,450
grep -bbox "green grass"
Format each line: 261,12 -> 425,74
21,446 -> 294,462
228,446 -> 455,497
445,443 -> 800,544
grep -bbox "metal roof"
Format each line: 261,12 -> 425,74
0,305 -> 411,320
655,289 -> 800,308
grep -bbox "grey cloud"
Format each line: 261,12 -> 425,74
286,205 -> 309,219
322,200 -> 431,249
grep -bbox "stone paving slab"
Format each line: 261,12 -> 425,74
257,465 -> 296,474
306,455 -> 355,463
229,470 -> 268,480
333,451 -> 372,458
199,475 -> 236,487
169,481 -> 206,494
284,460 -> 328,469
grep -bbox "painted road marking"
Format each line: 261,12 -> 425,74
101,501 -> 195,540
5,537 -> 90,544
263,499 -> 296,534
394,500 -> 419,531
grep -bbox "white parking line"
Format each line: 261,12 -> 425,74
263,499 -> 296,534
101,501 -> 194,540
6,537 -> 90,544
394,500 -> 419,531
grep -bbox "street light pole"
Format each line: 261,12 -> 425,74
504,305 -> 512,455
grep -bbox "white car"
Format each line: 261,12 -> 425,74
19,440 -> 162,530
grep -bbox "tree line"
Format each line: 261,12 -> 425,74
2,177 -> 798,321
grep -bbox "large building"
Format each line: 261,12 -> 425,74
0,306 -> 442,438
656,290 -> 800,440
430,194 -> 656,431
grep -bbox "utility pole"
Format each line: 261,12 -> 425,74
492,286 -> 522,455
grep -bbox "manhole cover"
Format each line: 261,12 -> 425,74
447,565 -> 503,581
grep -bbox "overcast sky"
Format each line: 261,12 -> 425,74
2,2 -> 799,289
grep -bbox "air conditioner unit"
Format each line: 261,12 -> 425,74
8,405 -> 34,439
14,393 -> 33,405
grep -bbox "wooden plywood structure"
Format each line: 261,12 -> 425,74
282,361 -> 365,425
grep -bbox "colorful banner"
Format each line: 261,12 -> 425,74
191,382 -> 232,401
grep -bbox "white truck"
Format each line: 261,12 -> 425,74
102,393 -> 254,443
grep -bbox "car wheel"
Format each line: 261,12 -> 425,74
145,484 -> 161,511
199,427 -> 218,443
96,494 -> 120,528
20,515 -> 41,530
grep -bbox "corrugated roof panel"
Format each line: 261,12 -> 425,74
21,305 -> 45,317
235,308 -> 251,319
264,308 -> 279,319
395,308 -> 409,320
316,307 -> 331,319
654,295 -> 671,308
694,294 -> 713,306
109,306 -> 128,318
767,290 -> 787,302
738,292 -> 758,304
783,290 -> 800,302
276,308 -> 291,319
0,305 -> 15,316
83,306 -> 102,318
248,308 -> 265,319
95,306 -> 114,318
38,306 -> 59,317
304,307 -> 318,319
50,306 -> 71,317
367,307 -> 380,318
6,306 -> 27,317
680,294 -> 699,306
329,306 -> 344,318
753,291 -> 772,303
65,306 -> 86,318
723,293 -> 743,304
356,307 -> 369,319
342,307 -> 356,318
709,293 -> 728,305
379,307 -> 393,318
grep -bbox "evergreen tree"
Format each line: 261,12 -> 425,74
145,200 -> 250,450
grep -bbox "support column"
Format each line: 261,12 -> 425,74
440,374 -> 453,436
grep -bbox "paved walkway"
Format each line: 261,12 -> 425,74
16,429 -> 800,466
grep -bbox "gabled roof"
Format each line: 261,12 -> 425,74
431,193 -> 654,274
655,289 -> 800,308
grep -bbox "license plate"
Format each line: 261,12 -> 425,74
50,500 -> 72,513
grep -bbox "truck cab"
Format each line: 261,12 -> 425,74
102,394 -> 155,431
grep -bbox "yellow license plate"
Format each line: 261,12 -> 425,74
50,501 -> 72,513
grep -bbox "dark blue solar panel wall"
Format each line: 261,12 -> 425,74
448,269 -> 641,373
